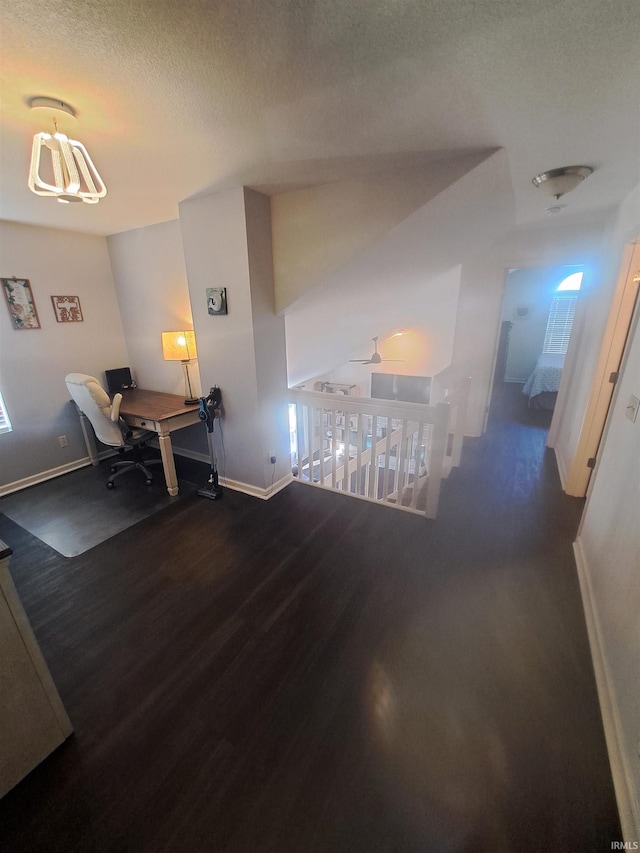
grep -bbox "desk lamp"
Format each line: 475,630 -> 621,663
162,331 -> 198,404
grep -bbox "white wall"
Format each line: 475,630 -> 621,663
245,190 -> 291,485
550,192 -> 640,482
305,266 -> 462,395
571,185 -> 640,840
272,151 -> 492,313
284,150 -> 514,388
452,256 -> 507,435
107,219 -> 200,397
106,219 -> 206,456
179,188 -> 290,493
0,221 -> 128,489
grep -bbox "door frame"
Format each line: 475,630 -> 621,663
559,239 -> 640,497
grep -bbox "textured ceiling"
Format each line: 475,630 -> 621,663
1,0 -> 639,237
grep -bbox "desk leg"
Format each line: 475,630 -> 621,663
158,431 -> 179,496
77,408 -> 99,466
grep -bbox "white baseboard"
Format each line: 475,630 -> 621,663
0,457 -> 97,497
166,445 -> 208,464
1,448 -> 293,503
573,536 -> 639,843
218,472 -> 293,500
169,447 -> 294,500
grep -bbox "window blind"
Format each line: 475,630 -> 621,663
543,295 -> 578,355
0,391 -> 12,434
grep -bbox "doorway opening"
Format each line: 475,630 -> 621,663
491,264 -> 585,426
556,240 -> 640,496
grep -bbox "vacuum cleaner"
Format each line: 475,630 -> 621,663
197,385 -> 223,500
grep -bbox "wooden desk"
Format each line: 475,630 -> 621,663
80,389 -> 201,496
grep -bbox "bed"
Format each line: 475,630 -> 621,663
522,353 -> 565,409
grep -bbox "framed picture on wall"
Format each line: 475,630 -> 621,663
51,295 -> 84,322
207,287 -> 227,315
1,277 -> 41,329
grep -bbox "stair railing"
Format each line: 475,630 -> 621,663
431,366 -> 471,476
289,389 -> 450,518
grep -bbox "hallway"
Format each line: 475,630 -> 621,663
0,383 -> 620,852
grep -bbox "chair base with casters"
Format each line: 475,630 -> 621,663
107,434 -> 164,489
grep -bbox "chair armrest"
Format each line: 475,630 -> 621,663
110,393 -> 133,440
110,393 -> 123,422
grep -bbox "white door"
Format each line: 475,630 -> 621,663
562,241 -> 640,497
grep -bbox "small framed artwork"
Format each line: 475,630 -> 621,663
207,287 -> 227,315
51,295 -> 84,323
1,277 -> 41,329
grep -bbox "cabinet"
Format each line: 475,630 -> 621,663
0,540 -> 73,798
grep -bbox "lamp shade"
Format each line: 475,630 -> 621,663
162,330 -> 198,361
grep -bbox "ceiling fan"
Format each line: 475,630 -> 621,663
349,337 -> 404,365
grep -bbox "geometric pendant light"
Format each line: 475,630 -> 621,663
27,97 -> 107,205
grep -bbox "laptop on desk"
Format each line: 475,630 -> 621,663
105,367 -> 137,395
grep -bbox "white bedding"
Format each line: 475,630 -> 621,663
522,353 -> 565,400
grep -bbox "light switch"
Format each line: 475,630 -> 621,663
625,394 -> 640,423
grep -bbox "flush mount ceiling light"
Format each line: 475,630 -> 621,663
532,166 -> 593,200
27,96 -> 107,204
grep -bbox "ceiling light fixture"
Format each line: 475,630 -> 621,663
532,166 -> 593,200
27,96 -> 107,205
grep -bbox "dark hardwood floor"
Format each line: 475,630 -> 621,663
0,384 -> 620,851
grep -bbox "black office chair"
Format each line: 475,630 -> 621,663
65,373 -> 163,488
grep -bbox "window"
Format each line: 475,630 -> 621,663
556,271 -> 583,292
0,391 -> 12,434
542,272 -> 583,355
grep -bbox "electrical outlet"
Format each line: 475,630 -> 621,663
625,394 -> 639,423
268,450 -> 276,464
58,435 -> 68,448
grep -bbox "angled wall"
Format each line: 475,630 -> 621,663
283,149 -> 514,387
272,151 -> 495,314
